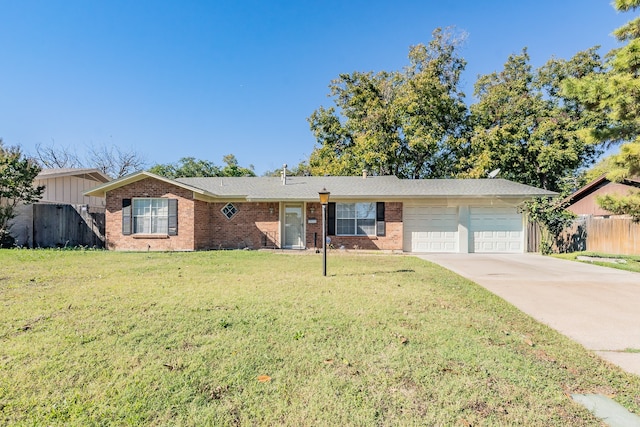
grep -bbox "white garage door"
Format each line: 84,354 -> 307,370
404,206 -> 459,252
470,207 -> 523,253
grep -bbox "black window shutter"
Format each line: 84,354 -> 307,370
168,199 -> 178,235
122,199 -> 132,235
376,202 -> 386,236
327,202 -> 336,236
376,202 -> 385,221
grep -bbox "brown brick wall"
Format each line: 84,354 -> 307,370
210,202 -> 280,249
106,178 -> 404,252
193,200 -> 212,250
306,203 -> 323,250
305,202 -> 403,251
105,178 -> 196,251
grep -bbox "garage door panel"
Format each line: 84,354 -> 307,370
470,207 -> 523,253
413,240 -> 457,252
404,206 -> 459,253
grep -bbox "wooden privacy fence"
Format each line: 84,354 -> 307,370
528,216 -> 640,255
580,216 -> 640,255
32,204 -> 105,248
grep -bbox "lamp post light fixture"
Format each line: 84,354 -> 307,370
318,188 -> 330,277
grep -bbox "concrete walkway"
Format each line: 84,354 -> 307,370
416,253 -> 640,376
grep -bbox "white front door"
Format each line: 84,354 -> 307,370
284,205 -> 304,249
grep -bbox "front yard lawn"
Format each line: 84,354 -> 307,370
553,251 -> 640,273
1,250 -> 639,425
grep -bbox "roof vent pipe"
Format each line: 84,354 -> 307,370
362,169 -> 368,179
282,164 -> 287,185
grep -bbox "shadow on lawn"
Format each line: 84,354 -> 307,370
339,269 -> 415,277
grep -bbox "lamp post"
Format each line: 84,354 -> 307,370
318,188 -> 330,277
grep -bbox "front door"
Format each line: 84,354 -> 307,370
284,205 -> 304,249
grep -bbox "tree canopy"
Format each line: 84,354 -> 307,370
0,140 -> 44,247
262,161 -> 310,177
307,28 -> 469,179
219,154 -> 256,177
458,48 -> 606,191
148,155 -> 255,178
564,0 -> 640,217
306,27 -> 610,191
595,142 -> 640,220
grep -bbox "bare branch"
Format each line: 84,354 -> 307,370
35,141 -> 82,169
87,143 -> 147,178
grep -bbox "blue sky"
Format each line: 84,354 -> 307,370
0,1 -> 631,175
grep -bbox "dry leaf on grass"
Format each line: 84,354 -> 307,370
257,375 -> 271,382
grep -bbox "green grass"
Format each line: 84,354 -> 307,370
552,251 -> 640,273
1,249 -> 639,426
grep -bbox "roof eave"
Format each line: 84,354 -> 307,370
243,193 -> 555,202
38,169 -> 111,183
564,174 -> 608,205
83,171 -> 219,199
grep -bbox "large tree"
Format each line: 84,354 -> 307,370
0,140 -> 44,247
564,0 -> 640,217
148,157 -> 221,179
307,28 -> 469,178
219,154 -> 256,177
148,154 -> 255,178
459,48 -> 606,191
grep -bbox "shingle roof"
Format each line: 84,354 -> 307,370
176,175 -> 556,201
85,170 -> 557,200
38,168 -> 111,183
396,178 -> 557,198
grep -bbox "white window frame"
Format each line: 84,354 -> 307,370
132,198 -> 169,234
336,202 -> 376,236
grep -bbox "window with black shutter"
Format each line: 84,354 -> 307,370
327,202 -> 336,236
168,199 -> 178,236
124,198 -> 178,235
376,202 -> 385,236
122,199 -> 132,235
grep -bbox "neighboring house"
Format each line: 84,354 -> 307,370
85,171 -> 555,253
11,168 -> 111,247
34,168 -> 110,208
566,174 -> 640,217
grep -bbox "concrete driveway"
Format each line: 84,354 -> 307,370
417,253 -> 640,376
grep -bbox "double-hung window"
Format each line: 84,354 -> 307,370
133,198 -> 168,234
336,202 -> 376,236
122,198 -> 178,235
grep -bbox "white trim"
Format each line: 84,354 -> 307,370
282,203 -> 305,249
